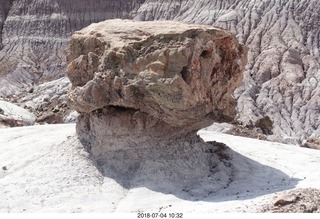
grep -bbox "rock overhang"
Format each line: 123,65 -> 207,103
66,19 -> 247,153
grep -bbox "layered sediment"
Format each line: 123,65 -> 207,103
67,19 -> 246,158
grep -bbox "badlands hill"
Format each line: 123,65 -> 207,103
1,0 -> 320,146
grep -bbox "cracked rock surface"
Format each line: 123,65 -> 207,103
67,19 -> 246,158
134,0 -> 320,145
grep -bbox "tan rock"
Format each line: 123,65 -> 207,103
0,100 -> 36,126
302,138 -> 320,150
260,188 -> 320,213
274,193 -> 299,206
67,19 -> 246,157
0,114 -> 23,127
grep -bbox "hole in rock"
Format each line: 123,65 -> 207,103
109,105 -> 138,113
200,50 -> 211,59
180,66 -> 191,84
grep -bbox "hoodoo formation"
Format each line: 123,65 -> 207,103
67,19 -> 246,158
2,1 -> 320,145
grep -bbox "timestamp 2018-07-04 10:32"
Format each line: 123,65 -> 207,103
137,212 -> 183,218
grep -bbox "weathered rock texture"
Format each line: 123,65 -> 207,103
260,188 -> 320,213
0,0 -> 142,96
1,77 -> 72,125
0,100 -> 36,127
67,19 -> 246,157
134,0 -> 320,145
2,0 -> 320,145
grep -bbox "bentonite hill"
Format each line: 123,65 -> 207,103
1,0 -> 320,147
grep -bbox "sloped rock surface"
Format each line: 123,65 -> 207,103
0,0 -> 12,50
67,19 -> 246,157
0,100 -> 36,127
0,0 -> 143,96
2,0 -> 320,145
2,76 -> 73,124
134,0 -> 320,145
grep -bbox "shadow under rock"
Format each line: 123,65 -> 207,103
85,135 -> 299,202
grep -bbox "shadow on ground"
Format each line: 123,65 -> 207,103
86,135 -> 300,202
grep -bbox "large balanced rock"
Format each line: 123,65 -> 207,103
67,19 -> 246,157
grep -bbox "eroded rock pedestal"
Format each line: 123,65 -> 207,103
67,19 -> 246,159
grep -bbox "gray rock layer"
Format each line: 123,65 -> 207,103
1,0 -> 320,144
0,0 -> 143,96
0,100 -> 36,127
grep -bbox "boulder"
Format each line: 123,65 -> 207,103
0,100 -> 36,127
36,112 -> 63,124
0,114 -> 23,127
67,19 -> 246,158
274,193 -> 299,207
302,138 -> 320,150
